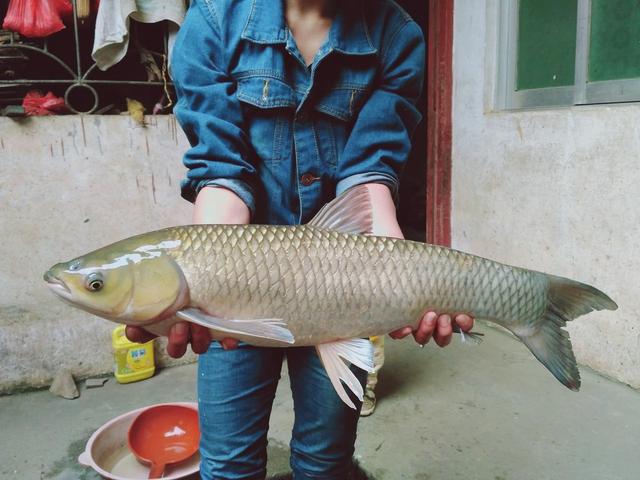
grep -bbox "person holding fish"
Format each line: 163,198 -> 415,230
45,1 -> 615,470
126,0 -> 474,478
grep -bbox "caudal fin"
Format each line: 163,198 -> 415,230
521,275 -> 617,391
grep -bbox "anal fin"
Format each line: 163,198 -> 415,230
316,338 -> 375,410
177,308 -> 295,345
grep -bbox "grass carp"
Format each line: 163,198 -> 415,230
44,186 -> 617,408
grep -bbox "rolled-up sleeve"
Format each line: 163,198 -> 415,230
336,20 -> 425,200
171,1 -> 257,214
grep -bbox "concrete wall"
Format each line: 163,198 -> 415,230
452,0 -> 639,388
0,115 -> 195,393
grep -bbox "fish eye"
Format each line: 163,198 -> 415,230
69,260 -> 81,271
85,272 -> 104,292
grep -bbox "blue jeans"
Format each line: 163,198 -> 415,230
197,342 -> 367,479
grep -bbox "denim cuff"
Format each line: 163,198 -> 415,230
336,172 -> 400,204
199,178 -> 256,218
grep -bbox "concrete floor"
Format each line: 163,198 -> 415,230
1,328 -> 638,480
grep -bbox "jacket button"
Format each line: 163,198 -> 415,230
300,173 -> 319,186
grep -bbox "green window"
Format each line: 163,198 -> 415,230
517,0 -> 578,90
499,0 -> 640,109
588,0 -> 640,82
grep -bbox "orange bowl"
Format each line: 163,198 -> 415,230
128,404 -> 200,478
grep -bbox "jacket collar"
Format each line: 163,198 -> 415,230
241,0 -> 377,55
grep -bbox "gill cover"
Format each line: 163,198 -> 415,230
122,251 -> 186,323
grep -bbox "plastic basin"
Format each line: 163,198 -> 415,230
78,402 -> 200,480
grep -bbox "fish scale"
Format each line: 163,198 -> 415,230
164,224 -> 547,345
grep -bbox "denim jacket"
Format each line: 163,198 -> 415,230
171,0 -> 425,225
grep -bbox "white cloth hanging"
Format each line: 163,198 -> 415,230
92,0 -> 187,71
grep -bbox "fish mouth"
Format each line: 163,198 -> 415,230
44,271 -> 72,299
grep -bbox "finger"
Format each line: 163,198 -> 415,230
413,311 -> 437,345
167,322 -> 190,358
434,314 -> 453,347
389,326 -> 413,340
125,325 -> 156,344
454,314 -> 474,332
190,324 -> 212,354
220,338 -> 239,350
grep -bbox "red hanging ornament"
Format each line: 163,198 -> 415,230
2,0 -> 71,38
54,0 -> 74,21
22,90 -> 68,116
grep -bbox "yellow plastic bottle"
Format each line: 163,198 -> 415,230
111,325 -> 155,384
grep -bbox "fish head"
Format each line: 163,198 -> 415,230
44,237 -> 188,325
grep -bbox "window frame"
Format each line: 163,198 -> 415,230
496,0 -> 640,110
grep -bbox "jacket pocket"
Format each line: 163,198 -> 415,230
314,87 -> 367,122
236,76 -> 296,109
236,76 -> 295,167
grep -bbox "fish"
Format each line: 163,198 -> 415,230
44,186 -> 618,408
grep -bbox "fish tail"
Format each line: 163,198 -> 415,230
519,275 -> 617,391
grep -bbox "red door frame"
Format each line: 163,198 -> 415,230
425,0 -> 454,247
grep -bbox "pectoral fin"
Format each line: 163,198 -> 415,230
177,308 -> 295,344
316,338 -> 375,410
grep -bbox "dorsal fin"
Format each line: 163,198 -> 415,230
307,185 -> 373,234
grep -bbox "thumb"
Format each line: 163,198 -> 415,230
125,325 -> 157,344
220,338 -> 240,350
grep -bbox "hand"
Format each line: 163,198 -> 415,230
389,312 -> 474,347
129,186 -> 248,357
360,183 -> 476,347
125,323 -> 240,358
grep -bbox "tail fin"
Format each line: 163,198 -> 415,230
520,275 -> 617,391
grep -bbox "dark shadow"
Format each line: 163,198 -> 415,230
395,0 -> 428,242
268,462 -> 375,480
373,346 -> 435,401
